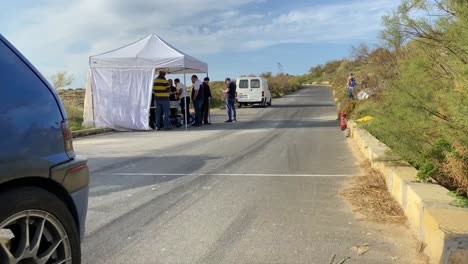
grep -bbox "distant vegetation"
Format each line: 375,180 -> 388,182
301,0 -> 468,196
51,71 -> 74,90
241,63 -> 304,98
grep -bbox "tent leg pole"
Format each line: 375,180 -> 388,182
184,70 -> 187,132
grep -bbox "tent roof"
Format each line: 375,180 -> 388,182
89,34 -> 208,73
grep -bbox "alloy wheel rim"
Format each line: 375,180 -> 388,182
0,210 -> 72,264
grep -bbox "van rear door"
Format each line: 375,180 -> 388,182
237,78 -> 262,102
248,79 -> 263,102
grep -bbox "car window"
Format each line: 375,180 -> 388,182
0,39 -> 64,159
250,79 -> 260,88
239,80 -> 249,88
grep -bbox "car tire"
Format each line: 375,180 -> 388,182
0,186 -> 81,264
238,103 -> 242,108
267,98 -> 272,106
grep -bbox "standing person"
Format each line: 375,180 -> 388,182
191,75 -> 204,127
347,73 -> 356,100
175,78 -> 190,124
153,70 -> 171,130
149,94 -> 156,129
201,77 -> 212,125
223,77 -> 237,122
168,79 -> 178,117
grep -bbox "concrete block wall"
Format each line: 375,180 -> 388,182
348,121 -> 468,264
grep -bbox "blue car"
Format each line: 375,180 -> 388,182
0,34 -> 88,264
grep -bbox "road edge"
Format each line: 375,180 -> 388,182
72,127 -> 113,138
347,121 -> 468,264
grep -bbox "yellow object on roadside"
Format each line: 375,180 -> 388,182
356,116 -> 374,122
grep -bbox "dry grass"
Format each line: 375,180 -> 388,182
340,161 -> 406,224
58,89 -> 85,108
58,89 -> 85,130
441,142 -> 468,196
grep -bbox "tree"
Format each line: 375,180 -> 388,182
51,71 -> 74,90
379,13 -> 404,52
351,43 -> 372,65
260,72 -> 272,78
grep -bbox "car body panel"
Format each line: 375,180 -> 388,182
70,186 -> 89,241
0,34 -> 88,241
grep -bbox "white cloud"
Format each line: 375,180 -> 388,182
4,0 -> 398,86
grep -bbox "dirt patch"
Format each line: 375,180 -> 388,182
340,161 -> 407,224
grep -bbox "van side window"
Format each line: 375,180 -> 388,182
239,80 -> 249,88
250,79 -> 261,88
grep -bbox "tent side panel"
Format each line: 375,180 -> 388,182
82,69 -> 95,127
91,68 -> 153,131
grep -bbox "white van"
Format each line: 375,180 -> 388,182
236,77 -> 272,107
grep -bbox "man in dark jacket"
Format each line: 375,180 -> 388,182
191,75 -> 204,126
168,79 -> 178,117
201,77 -> 212,125
223,78 -> 237,122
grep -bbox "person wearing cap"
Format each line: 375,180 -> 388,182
153,70 -> 171,130
223,78 -> 237,122
201,77 -> 212,125
191,75 -> 204,127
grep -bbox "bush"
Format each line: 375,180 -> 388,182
64,104 -> 84,131
265,73 -> 302,97
209,81 -> 226,109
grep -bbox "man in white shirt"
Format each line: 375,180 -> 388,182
175,78 -> 190,124
191,75 -> 204,127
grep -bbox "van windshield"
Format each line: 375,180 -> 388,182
250,79 -> 260,88
239,80 -> 249,88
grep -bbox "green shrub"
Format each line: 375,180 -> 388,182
417,160 -> 438,183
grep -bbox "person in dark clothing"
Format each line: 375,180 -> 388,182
149,95 -> 156,129
153,70 -> 171,130
191,75 -> 204,126
223,77 -> 237,122
168,79 -> 178,117
201,77 -> 212,125
176,78 -> 190,125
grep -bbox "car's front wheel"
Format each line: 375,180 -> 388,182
0,187 -> 81,264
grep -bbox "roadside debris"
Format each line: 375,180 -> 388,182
329,254 -> 351,264
355,116 -> 374,122
338,256 -> 351,264
340,161 -> 406,223
351,243 -> 370,256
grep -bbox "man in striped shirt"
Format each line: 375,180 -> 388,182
153,70 -> 171,130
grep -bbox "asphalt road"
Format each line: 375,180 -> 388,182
76,86 -> 424,264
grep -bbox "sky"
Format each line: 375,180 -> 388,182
1,0 -> 399,87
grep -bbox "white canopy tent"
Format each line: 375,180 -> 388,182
83,34 -> 208,130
